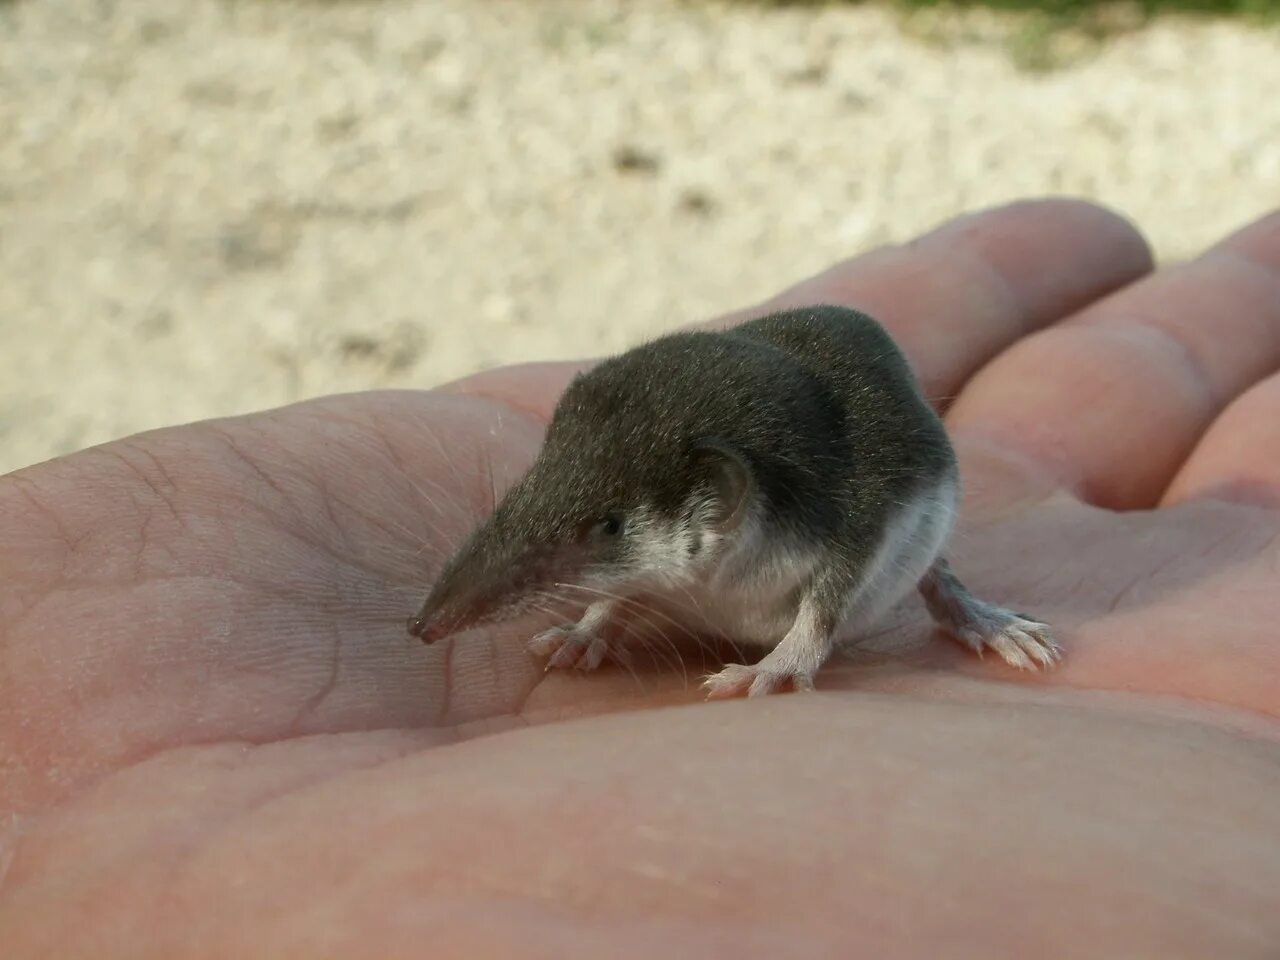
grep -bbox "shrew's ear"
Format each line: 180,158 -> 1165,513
691,438 -> 755,533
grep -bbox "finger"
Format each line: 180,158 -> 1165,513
445,199 -> 1153,420
1161,216 -> 1280,506
438,360 -> 592,424
715,197 -> 1153,405
946,209 -> 1280,510
1160,370 -> 1280,507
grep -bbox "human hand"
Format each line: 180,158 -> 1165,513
2,198 -> 1277,957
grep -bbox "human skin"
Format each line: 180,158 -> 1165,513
1,198 -> 1279,958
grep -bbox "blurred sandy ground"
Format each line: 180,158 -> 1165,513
1,0 -> 1277,474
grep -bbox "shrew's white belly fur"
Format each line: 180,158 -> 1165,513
656,478 -> 958,649
835,477 -> 958,638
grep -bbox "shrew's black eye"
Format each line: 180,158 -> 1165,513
595,514 -> 624,537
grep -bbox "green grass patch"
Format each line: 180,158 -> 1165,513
740,0 -> 1277,12
718,0 -> 1277,72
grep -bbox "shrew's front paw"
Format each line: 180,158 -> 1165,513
530,624 -> 615,672
702,662 -> 816,700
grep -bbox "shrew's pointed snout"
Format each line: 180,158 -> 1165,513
407,522 -> 551,645
406,611 -> 451,644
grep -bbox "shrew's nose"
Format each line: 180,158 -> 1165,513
406,614 -> 449,644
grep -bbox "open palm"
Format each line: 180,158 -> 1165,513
2,199 -> 1278,958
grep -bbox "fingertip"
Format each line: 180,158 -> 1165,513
934,196 -> 1150,256
926,195 -> 1155,299
1209,208 -> 1280,270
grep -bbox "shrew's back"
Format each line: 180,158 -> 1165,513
729,306 -> 956,492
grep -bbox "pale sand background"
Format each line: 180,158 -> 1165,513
2,0 -> 1278,475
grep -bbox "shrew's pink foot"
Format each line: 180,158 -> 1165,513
920,558 -> 1062,670
529,600 -> 626,672
530,624 -> 615,672
702,662 -> 816,700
